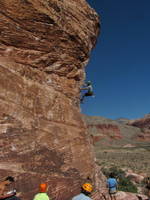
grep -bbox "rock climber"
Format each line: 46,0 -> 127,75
72,183 -> 93,200
107,173 -> 118,200
33,183 -> 51,200
80,81 -> 94,103
0,176 -> 20,200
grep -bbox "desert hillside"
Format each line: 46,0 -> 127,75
83,114 -> 150,147
83,114 -> 150,174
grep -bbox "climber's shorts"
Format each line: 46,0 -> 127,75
109,188 -> 117,196
84,92 -> 93,96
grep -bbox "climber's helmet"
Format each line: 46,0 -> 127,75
82,183 -> 93,193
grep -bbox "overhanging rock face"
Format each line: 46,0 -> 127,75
0,0 -> 100,199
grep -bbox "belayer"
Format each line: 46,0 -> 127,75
72,183 -> 93,200
33,183 -> 51,200
0,176 -> 20,200
80,81 -> 94,103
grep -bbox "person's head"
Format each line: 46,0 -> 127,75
81,183 -> 93,196
5,176 -> 14,185
39,183 -> 47,193
86,81 -> 92,86
109,173 -> 115,178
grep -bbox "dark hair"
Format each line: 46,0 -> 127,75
5,176 -> 15,182
109,173 -> 115,178
86,177 -> 92,182
81,188 -> 90,196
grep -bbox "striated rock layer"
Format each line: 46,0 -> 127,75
0,0 -> 100,199
83,115 -> 150,147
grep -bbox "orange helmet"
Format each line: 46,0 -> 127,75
39,183 -> 47,192
82,183 -> 93,193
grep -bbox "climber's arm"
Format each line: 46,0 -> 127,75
80,87 -> 88,91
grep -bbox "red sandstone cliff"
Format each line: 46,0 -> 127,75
0,0 -> 101,199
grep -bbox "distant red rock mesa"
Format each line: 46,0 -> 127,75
130,116 -> 150,141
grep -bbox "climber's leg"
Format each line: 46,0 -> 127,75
80,94 -> 85,103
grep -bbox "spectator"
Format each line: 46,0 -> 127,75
0,176 -> 20,200
72,183 -> 93,200
33,183 -> 51,200
107,173 -> 118,200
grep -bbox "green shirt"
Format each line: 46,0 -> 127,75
33,193 -> 50,200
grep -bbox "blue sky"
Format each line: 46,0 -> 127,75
81,0 -> 150,120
